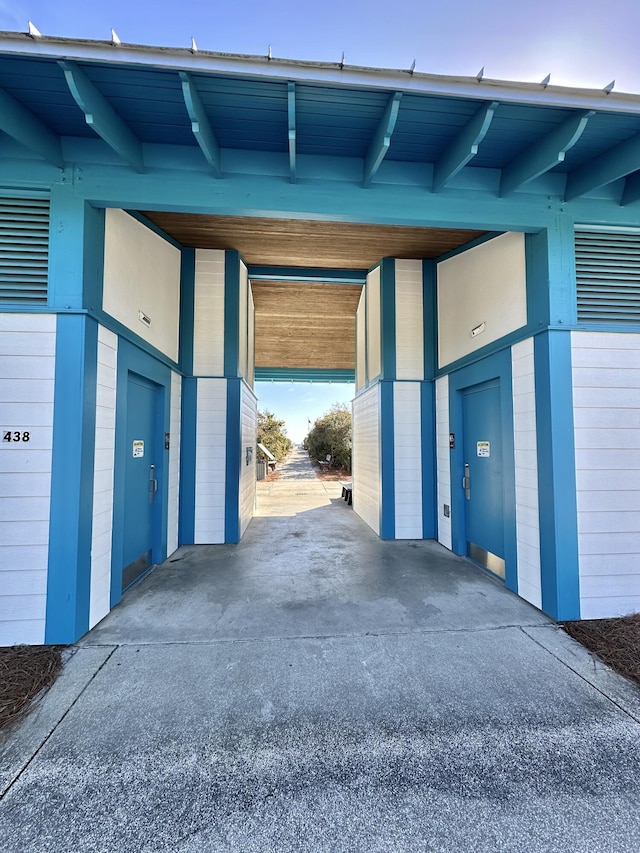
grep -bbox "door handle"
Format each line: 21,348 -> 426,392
462,463 -> 471,500
149,464 -> 158,503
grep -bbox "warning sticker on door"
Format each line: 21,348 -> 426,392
132,440 -> 145,458
477,441 -> 490,457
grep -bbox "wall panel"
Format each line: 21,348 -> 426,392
511,338 -> 542,609
353,384 -> 381,535
89,325 -> 117,629
0,313 -> 55,645
103,210 -> 181,361
194,378 -> 227,544
393,382 -> 423,538
395,260 -> 424,381
572,331 -> 640,618
194,249 -> 225,376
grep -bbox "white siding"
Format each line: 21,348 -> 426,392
356,289 -> 366,391
435,376 -> 452,550
167,371 -> 182,556
0,313 -> 55,645
395,260 -> 424,381
511,338 -> 542,609
194,249 -> 225,376
89,326 -> 117,630
437,233 -> 527,367
572,331 -> 640,619
366,266 -> 381,381
394,382 -> 423,538
103,209 -> 181,361
247,287 -> 255,389
239,383 -> 257,537
195,378 -> 227,544
353,385 -> 381,535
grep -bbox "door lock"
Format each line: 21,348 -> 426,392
149,464 -> 158,503
462,463 -> 471,500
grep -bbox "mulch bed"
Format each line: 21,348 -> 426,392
563,613 -> 640,688
314,464 -> 351,482
0,645 -> 64,731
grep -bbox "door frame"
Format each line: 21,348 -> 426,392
447,349 -> 518,593
110,339 -> 172,608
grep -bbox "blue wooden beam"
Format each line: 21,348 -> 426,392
59,61 -> 144,172
565,131 -> 640,201
0,85 -> 64,168
363,92 -> 402,188
255,367 -> 355,382
288,82 -> 297,184
179,71 -> 221,178
500,110 -> 593,196
621,170 -> 640,206
432,101 -> 498,192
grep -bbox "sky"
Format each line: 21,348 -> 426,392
2,0 -> 639,439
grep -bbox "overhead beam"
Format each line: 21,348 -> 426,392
288,82 -> 296,183
621,170 -> 640,206
363,91 -> 402,187
565,131 -> 640,201
59,60 -> 144,172
0,85 -> 64,167
500,110 -> 594,196
179,71 -> 221,178
432,101 -> 498,192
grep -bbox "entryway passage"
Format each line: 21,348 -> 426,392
5,452 -> 640,851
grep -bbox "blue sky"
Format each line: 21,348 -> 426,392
2,0 -> 640,92
2,0 -> 639,439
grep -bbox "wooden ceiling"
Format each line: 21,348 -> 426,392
142,212 -> 485,268
252,281 -> 362,369
141,211 -> 486,371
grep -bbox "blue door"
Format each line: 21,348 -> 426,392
462,380 -> 505,578
122,373 -> 161,590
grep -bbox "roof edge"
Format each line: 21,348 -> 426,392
1,30 -> 639,113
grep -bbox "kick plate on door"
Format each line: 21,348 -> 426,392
467,542 -> 505,579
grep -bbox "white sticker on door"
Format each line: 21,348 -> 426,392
132,440 -> 145,458
477,441 -> 490,457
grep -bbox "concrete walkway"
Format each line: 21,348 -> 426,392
2,452 -> 640,851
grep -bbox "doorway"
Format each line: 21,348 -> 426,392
462,379 -> 505,578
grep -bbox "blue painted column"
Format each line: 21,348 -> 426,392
45,191 -> 105,643
531,216 -> 581,620
45,315 -> 98,643
224,250 -> 242,543
421,260 -> 437,539
378,259 -> 396,538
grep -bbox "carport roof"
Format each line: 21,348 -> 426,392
2,31 -> 640,202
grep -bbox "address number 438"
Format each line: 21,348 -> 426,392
3,431 -> 30,442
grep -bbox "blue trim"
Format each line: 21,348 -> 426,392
82,203 -> 105,313
224,250 -> 240,378
422,260 -> 437,381
125,210 -> 184,250
247,265 -> 367,284
45,315 -> 98,644
110,339 -> 171,608
179,248 -> 196,376
89,308 -> 180,372
178,377 -> 197,545
379,381 -> 395,540
534,331 -> 581,619
421,381 -> 437,538
447,350 -> 517,593
255,367 -> 355,382
47,186 -> 87,310
435,231 -> 503,263
225,378 -> 241,543
380,258 -> 396,380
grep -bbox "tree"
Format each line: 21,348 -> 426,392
257,410 -> 292,461
304,404 -> 352,472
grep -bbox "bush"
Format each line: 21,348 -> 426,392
305,405 -> 352,472
257,410 -> 292,461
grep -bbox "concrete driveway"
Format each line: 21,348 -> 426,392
2,449 -> 640,851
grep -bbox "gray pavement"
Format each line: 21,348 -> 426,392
2,448 -> 640,851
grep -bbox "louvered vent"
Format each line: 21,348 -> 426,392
0,196 -> 50,304
575,229 -> 640,324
